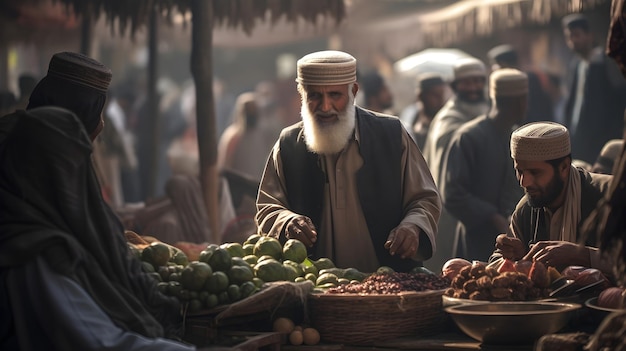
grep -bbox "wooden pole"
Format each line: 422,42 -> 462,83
79,7 -> 93,55
0,44 -> 8,91
147,6 -> 161,199
191,0 -> 220,242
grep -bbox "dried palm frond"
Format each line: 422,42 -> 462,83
38,0 -> 345,36
421,0 -> 609,47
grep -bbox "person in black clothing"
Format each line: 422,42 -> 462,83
562,13 -> 626,164
0,52 -> 192,351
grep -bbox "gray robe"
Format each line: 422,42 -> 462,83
440,116 -> 522,262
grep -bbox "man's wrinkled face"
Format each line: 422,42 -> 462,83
454,76 -> 486,103
299,83 -> 357,155
514,159 -> 567,208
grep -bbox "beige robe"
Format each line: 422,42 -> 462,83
256,121 -> 441,273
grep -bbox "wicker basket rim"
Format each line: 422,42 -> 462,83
308,289 -> 445,300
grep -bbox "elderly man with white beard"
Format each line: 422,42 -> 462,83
255,51 -> 441,273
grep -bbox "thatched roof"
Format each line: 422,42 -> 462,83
0,0 -> 345,44
55,0 -> 343,35
419,0 -> 610,47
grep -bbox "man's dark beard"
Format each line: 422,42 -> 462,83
423,106 -> 439,119
457,90 -> 485,104
527,172 -> 564,208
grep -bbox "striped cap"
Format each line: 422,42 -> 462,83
453,57 -> 486,81
296,50 -> 357,86
511,122 -> 571,161
489,68 -> 528,98
47,52 -> 112,93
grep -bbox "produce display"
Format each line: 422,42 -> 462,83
133,234 -> 372,312
441,257 -> 615,302
326,271 -> 450,294
443,259 -> 555,301
130,231 -> 623,347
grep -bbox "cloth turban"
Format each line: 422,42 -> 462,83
511,122 -> 571,161
296,50 -> 357,86
489,68 -> 528,98
453,58 -> 486,81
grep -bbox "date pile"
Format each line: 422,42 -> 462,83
326,272 -> 450,294
444,263 -> 550,301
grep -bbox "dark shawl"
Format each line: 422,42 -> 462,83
0,107 -> 181,339
27,76 -> 105,136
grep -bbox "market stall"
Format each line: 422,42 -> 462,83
128,232 -> 623,351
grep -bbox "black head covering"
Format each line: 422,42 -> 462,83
562,13 -> 590,31
0,107 -> 181,338
27,52 -> 112,136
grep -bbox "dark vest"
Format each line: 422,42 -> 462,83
279,107 -> 420,272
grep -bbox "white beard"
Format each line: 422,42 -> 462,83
301,92 -> 356,155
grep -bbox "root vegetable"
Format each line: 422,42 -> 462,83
514,260 -> 532,275
289,330 -> 304,345
497,259 -> 517,273
302,328 -> 321,345
441,258 -> 472,280
273,317 -> 294,334
529,261 -> 550,288
561,266 -> 587,280
597,287 -> 626,309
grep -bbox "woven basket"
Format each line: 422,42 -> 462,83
308,289 -> 445,345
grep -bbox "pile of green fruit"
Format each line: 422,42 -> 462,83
136,234 -> 371,313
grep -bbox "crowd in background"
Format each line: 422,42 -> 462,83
1,14 -> 624,268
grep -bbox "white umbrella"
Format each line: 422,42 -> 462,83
394,48 -> 472,82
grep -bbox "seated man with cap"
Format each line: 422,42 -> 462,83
255,50 -> 441,273
0,52 -> 194,350
491,122 -> 614,275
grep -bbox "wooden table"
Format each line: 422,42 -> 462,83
280,332 -> 533,351
279,312 -> 601,351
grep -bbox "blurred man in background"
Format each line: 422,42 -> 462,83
400,72 -> 448,150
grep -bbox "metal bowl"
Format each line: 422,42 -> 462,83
584,297 -> 625,325
445,301 -> 581,345
442,295 -> 488,308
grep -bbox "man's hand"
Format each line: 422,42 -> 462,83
495,234 -> 526,261
385,223 -> 420,259
522,241 -> 590,269
285,216 -> 317,247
